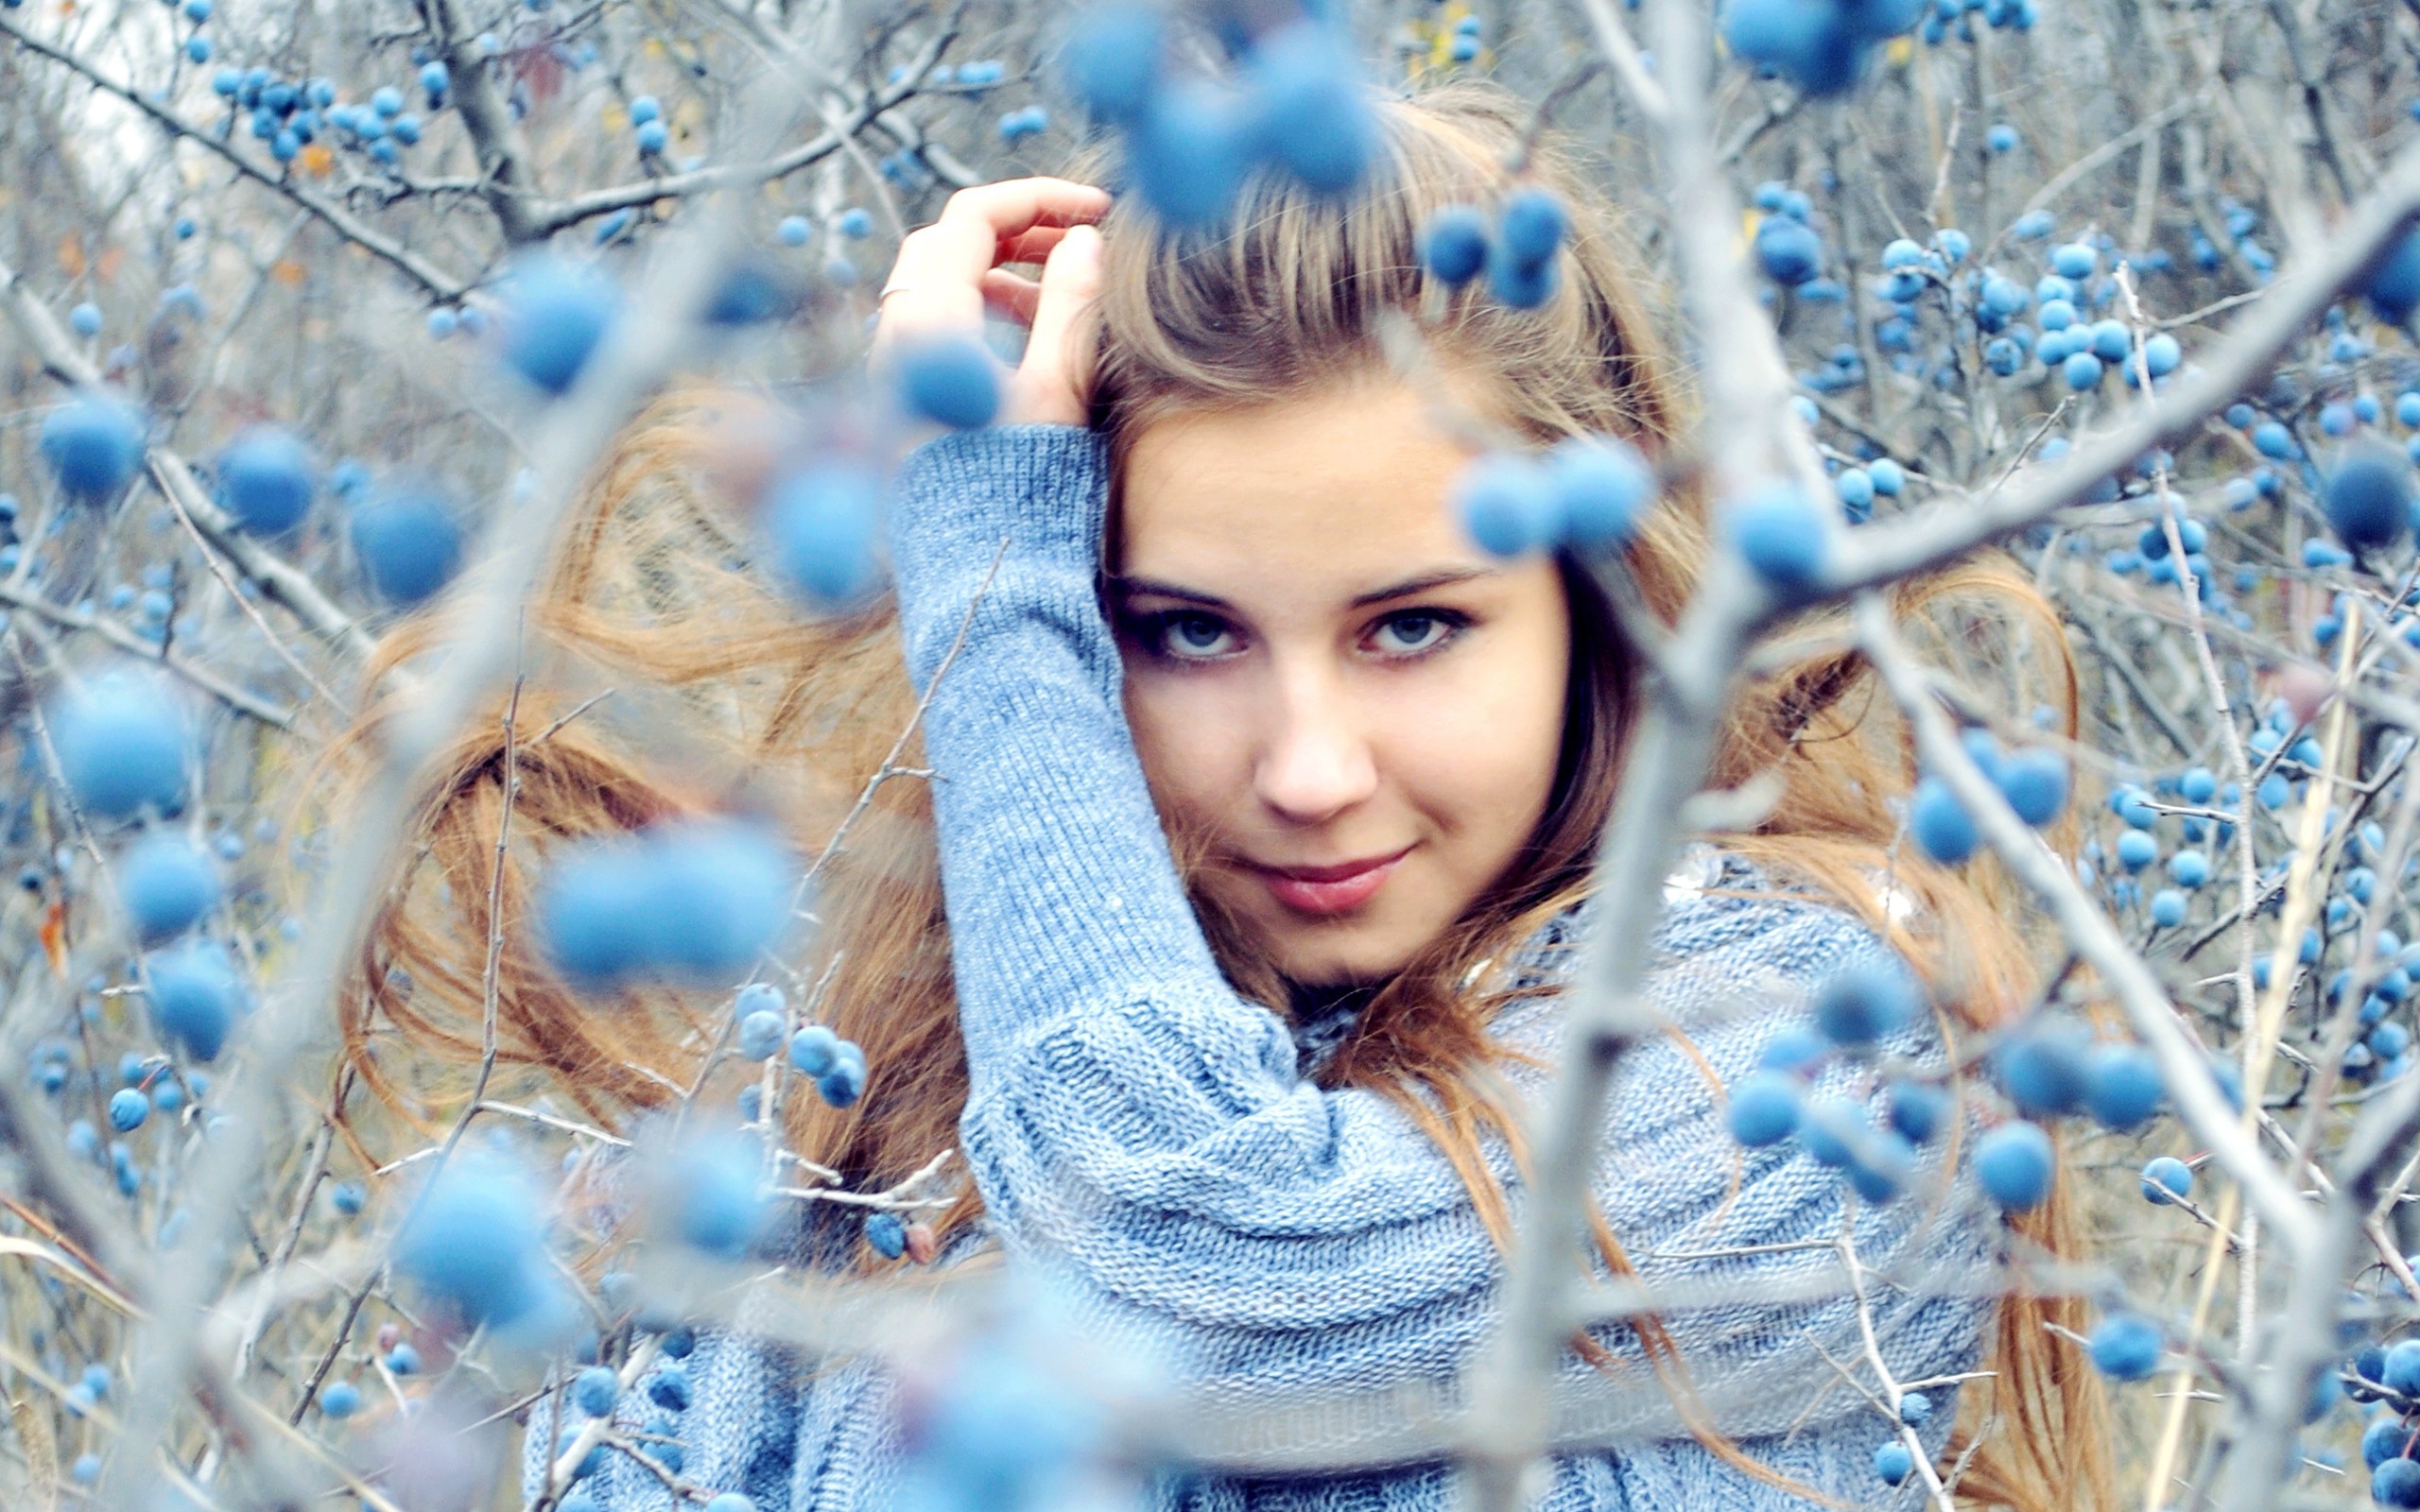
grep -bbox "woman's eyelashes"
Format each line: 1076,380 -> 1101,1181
1121,607 -> 1475,665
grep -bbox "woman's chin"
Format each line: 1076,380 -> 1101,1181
1255,920 -> 1424,991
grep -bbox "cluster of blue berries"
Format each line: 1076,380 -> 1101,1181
549,1316 -> 761,1510
1451,433 -> 1656,558
1753,192 -> 2200,417
1720,0 -> 1927,96
725,981 -> 869,1110
37,402 -> 449,626
784,1022 -> 870,1109
207,64 -> 427,169
536,815 -> 798,995
1063,3 -> 1377,229
1418,188 -> 1571,311
1907,726 -> 2072,866
394,1151 -> 562,1332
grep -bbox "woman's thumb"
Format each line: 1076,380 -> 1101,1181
1016,223 -> 1103,425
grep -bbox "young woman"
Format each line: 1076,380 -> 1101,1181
320,83 -> 2108,1511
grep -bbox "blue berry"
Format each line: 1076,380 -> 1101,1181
736,1005 -> 786,1063
1795,1096 -> 1864,1168
116,833 -> 222,944
648,1364 -> 692,1411
1995,747 -> 2069,826
787,1025 -> 840,1076
1888,1080 -> 1950,1143
537,819 -> 793,993
1996,1013 -> 2092,1116
1127,84 -> 1249,230
1874,1441 -> 1914,1485
2087,1313 -> 2162,1380
865,1211 -> 908,1260
394,1154 -> 550,1328
1725,484 -> 1827,590
1759,1025 -> 1828,1073
1725,1070 -> 1803,1145
320,1380 -> 361,1418
108,1088 -> 148,1133
352,484 -> 463,606
1546,436 -> 1653,549
1419,205 -> 1489,286
766,460 -> 884,610
146,938 -> 246,1062
1974,1121 -> 2054,1210
573,1365 -> 620,1417
2390,1340 -> 2420,1397
2149,888 -> 2187,928
1484,236 -> 1559,309
1495,188 -> 1567,266
2363,1417 -> 2411,1469
1454,455 -> 1558,558
669,1130 -> 769,1260
1061,2 -> 1163,123
1754,215 -> 1824,285
818,1044 -> 867,1108
895,333 -> 1001,429
1910,776 -> 1978,865
498,256 -> 621,397
215,425 -> 318,534
40,390 -> 147,505
1244,23 -> 1374,197
1813,960 -> 1918,1046
2325,451 -> 2412,550
2366,229 -> 2420,325
2083,1042 -> 2164,1129
2375,1456 -> 2420,1507
1722,0 -> 1867,95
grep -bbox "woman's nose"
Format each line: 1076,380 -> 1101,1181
1253,672 -> 1379,824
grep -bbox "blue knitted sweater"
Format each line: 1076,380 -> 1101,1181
527,424 -> 2004,1511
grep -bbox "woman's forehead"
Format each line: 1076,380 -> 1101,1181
1115,383 -> 1491,580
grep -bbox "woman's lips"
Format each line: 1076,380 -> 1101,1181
1249,847 -> 1413,917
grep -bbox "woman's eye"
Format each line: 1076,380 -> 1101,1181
1373,611 -> 1459,655
1159,613 -> 1235,657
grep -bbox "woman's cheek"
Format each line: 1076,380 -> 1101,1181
1429,631 -> 1567,779
1122,669 -> 1232,820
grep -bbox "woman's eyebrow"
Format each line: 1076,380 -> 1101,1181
1109,567 -> 1500,610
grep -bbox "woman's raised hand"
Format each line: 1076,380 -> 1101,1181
872,178 -> 1112,429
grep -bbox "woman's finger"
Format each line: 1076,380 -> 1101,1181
997,225 -> 1079,267
1008,223 -> 1104,427
886,180 -> 1110,309
979,268 -> 1046,326
873,178 -> 1111,360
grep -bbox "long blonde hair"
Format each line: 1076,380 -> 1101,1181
300,80 -> 2108,1512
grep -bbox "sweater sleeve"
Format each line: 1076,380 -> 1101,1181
882,425 -> 1997,1446
521,1329 -> 800,1512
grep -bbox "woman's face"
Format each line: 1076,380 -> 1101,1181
1111,376 -> 1574,989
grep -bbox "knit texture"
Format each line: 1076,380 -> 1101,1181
526,424 -> 2006,1511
